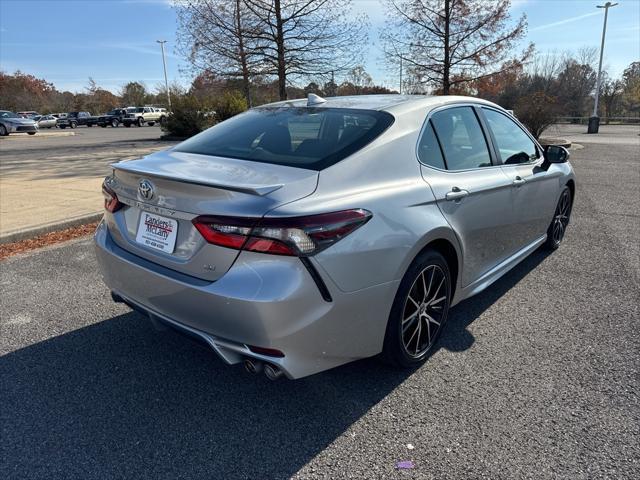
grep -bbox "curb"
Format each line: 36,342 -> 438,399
0,212 -> 103,245
0,131 -> 76,139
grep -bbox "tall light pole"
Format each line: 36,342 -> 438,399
588,2 -> 618,134
156,40 -> 171,111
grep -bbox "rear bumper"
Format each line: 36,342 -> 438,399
94,221 -> 398,378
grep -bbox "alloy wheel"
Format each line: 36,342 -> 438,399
401,264 -> 449,358
552,189 -> 572,245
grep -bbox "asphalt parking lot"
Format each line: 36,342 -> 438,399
1,131 -> 639,479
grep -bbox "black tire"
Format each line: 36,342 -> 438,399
544,186 -> 573,250
137,117 -> 144,127
111,119 -> 119,128
159,116 -> 166,126
101,124 -> 107,128
70,121 -> 77,129
148,121 -> 155,126
124,123 -> 131,128
87,124 -> 93,127
28,132 -> 36,135
0,124 -> 9,136
382,249 -> 452,367
60,125 -> 66,129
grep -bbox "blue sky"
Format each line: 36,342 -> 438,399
0,0 -> 638,94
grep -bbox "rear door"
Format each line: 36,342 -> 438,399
479,107 -> 559,250
418,105 -> 514,287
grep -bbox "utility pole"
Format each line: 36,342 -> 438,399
331,70 -> 335,96
156,40 -> 171,111
399,55 -> 403,94
588,2 -> 618,134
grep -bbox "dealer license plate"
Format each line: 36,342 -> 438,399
135,212 -> 178,253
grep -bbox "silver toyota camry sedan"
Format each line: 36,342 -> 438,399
95,94 -> 575,380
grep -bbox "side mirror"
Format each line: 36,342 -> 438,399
544,145 -> 570,164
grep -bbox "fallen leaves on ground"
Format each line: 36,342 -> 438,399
0,222 -> 100,260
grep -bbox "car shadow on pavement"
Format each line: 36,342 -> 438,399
0,249 -> 550,479
438,248 -> 552,355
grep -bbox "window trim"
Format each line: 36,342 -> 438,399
478,106 -> 543,167
418,119 -> 448,170
415,102 -> 501,173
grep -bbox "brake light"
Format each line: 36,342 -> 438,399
101,181 -> 123,213
192,209 -> 372,257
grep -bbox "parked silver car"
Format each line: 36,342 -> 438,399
34,114 -> 57,129
0,110 -> 38,135
95,95 -> 575,380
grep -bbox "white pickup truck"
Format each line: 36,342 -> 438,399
122,107 -> 168,127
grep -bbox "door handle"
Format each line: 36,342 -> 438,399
445,187 -> 470,201
512,176 -> 526,187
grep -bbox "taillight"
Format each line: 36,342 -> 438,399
101,181 -> 123,213
192,209 -> 372,257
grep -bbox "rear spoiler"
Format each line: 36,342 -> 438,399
111,162 -> 284,196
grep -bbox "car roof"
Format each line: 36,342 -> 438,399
258,94 -> 502,114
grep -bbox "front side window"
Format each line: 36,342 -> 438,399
174,107 -> 394,170
483,108 -> 538,165
430,107 -> 492,170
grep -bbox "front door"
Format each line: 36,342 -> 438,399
479,107 -> 559,252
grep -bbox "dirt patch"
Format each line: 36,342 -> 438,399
0,222 -> 99,260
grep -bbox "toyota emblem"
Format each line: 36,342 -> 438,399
138,179 -> 154,200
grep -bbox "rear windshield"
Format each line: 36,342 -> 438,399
174,107 -> 395,170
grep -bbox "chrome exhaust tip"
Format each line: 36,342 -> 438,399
244,358 -> 263,375
264,363 -> 284,381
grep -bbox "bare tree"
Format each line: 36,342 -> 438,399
600,72 -> 623,123
382,0 -> 532,94
345,65 -> 373,94
525,51 -> 563,93
244,0 -> 368,100
176,0 -> 260,106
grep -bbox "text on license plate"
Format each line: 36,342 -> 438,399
135,212 -> 178,253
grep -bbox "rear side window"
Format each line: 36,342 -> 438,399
417,121 -> 446,169
430,107 -> 492,170
482,108 -> 538,165
174,107 -> 395,170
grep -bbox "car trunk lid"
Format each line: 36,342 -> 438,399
106,149 -> 318,281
